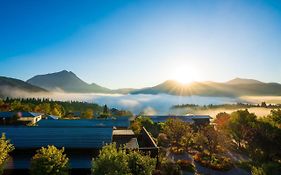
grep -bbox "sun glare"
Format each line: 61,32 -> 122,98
171,65 -> 200,84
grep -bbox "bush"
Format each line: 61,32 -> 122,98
157,133 -> 169,147
0,133 -> 14,175
128,151 -> 156,175
193,152 -> 232,171
92,143 -> 156,175
170,147 -> 185,155
160,159 -> 182,175
92,143 -> 131,175
251,162 -> 281,175
176,160 -> 195,172
30,145 -> 69,175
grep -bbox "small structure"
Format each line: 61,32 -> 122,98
143,114 -> 212,125
0,112 -> 42,125
44,115 -> 59,120
113,127 -> 159,158
65,111 -> 82,119
113,129 -> 139,149
185,114 -> 212,125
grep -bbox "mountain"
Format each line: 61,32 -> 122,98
226,78 -> 263,85
7,70 -> 281,97
27,70 -> 111,93
131,79 -> 281,97
0,76 -> 48,97
112,88 -> 136,94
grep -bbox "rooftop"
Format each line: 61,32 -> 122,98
0,127 -> 112,149
113,129 -> 135,136
37,118 -> 130,128
0,112 -> 42,118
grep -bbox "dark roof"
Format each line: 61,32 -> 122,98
112,116 -> 135,121
45,115 -> 59,120
185,114 -> 212,119
37,119 -> 130,128
0,127 -> 112,149
143,115 -> 211,123
0,112 -> 42,118
145,115 -> 193,123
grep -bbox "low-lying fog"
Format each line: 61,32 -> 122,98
4,88 -> 281,116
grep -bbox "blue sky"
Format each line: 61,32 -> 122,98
1,0 -> 281,89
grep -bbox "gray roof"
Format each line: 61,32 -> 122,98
184,114 -> 212,119
45,115 -> 59,120
37,119 -> 130,128
0,112 -> 42,118
0,127 -> 112,149
113,129 -> 135,136
144,115 -> 193,123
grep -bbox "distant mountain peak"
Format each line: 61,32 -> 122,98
27,70 -> 111,93
226,78 -> 263,85
0,76 -> 48,98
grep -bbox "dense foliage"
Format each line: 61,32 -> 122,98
0,133 -> 14,175
92,143 -> 156,175
214,109 -> 281,174
161,118 -> 193,148
0,98 -> 132,118
30,145 -> 69,175
172,102 -> 281,110
131,116 -> 162,137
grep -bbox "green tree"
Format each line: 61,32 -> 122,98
267,109 -> 281,128
162,118 -> 193,148
0,133 -> 14,175
128,151 -> 156,175
0,99 -> 4,106
194,125 -> 231,155
83,108 -> 94,119
92,143 -> 156,175
92,143 -> 131,175
228,110 -> 257,149
30,145 -> 69,175
214,112 -> 231,131
134,116 -> 161,137
103,104 -> 109,114
159,159 -> 181,175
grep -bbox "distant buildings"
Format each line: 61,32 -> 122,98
142,114 -> 212,125
0,110 -> 213,174
0,112 -> 42,125
0,115 -> 157,175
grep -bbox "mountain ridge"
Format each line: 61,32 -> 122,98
0,76 -> 48,98
131,78 -> 281,96
27,70 -> 111,93
1,70 -> 281,97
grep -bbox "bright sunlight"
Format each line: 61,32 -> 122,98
171,65 -> 201,84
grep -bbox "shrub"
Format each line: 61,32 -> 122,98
92,143 -> 131,175
251,162 -> 281,175
160,159 -> 182,175
128,151 -> 156,175
170,147 -> 185,155
157,133 -> 169,147
30,145 -> 69,175
0,133 -> 14,175
176,160 -> 195,172
193,152 -> 232,171
92,143 -> 156,175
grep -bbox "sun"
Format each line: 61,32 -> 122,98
171,65 -> 199,84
